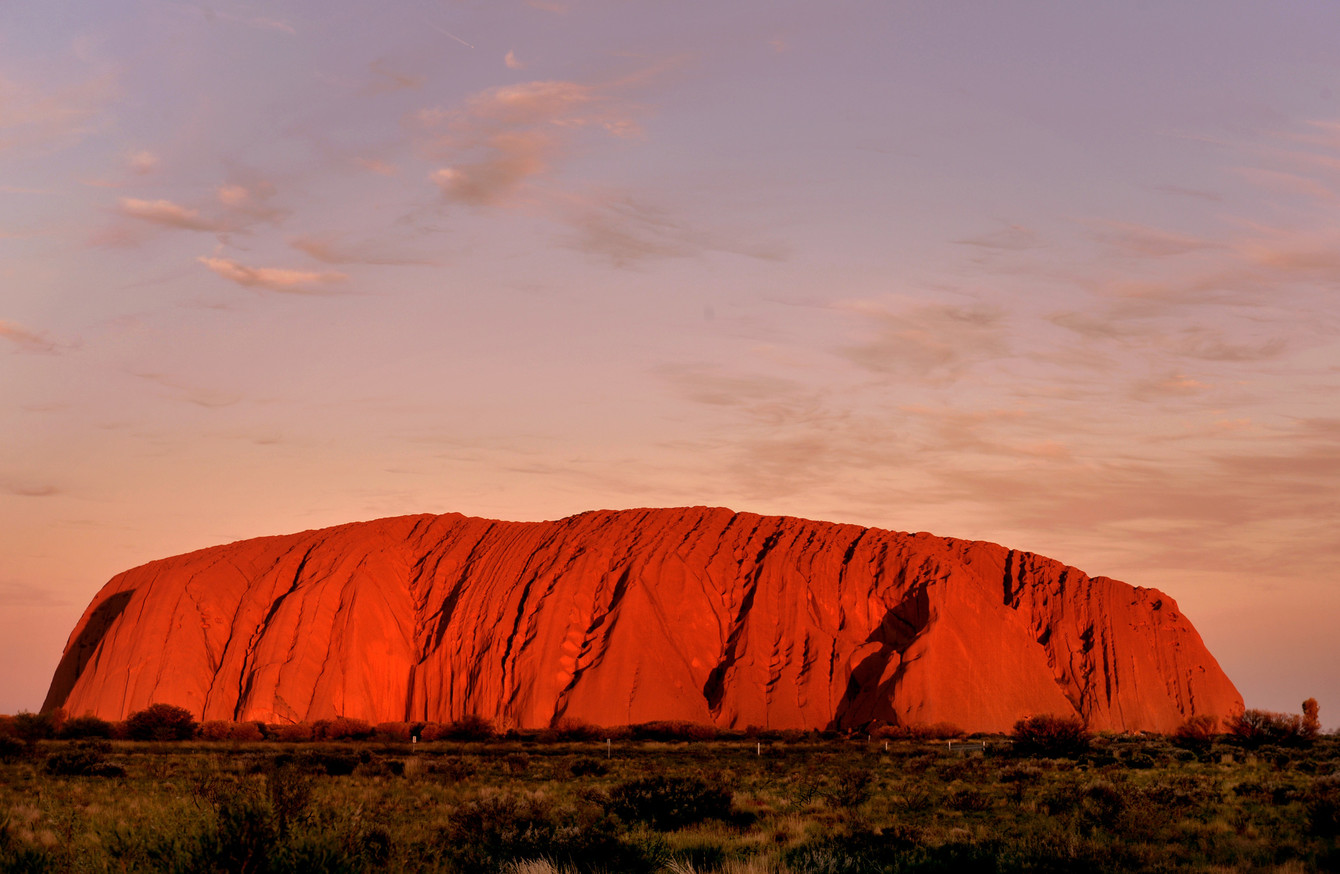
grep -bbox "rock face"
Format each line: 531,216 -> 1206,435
44,508 -> 1242,733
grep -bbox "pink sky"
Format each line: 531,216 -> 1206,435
3,1 -> 1338,725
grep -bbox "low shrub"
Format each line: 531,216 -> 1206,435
0,735 -> 26,763
430,756 -> 476,781
830,768 -> 873,809
266,723 -> 314,743
1011,714 -> 1091,757
300,751 -> 360,776
1307,776 -> 1340,838
541,718 -> 604,743
421,714 -> 496,742
200,721 -> 265,742
373,721 -> 420,743
945,781 -> 992,812
569,756 -> 609,777
58,714 -> 113,740
124,703 -> 197,741
11,710 -> 62,742
503,752 -> 530,775
311,717 -> 373,741
605,776 -> 733,830
1172,715 -> 1218,750
874,721 -> 963,741
439,793 -> 642,872
628,721 -> 716,742
44,741 -> 124,777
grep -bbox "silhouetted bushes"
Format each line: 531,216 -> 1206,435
57,714 -> 113,740
628,721 -> 717,742
606,775 -> 733,830
420,715 -> 496,742
569,756 -> 609,777
1225,706 -> 1317,749
10,711 -> 62,742
1010,714 -> 1091,757
874,722 -> 963,741
44,741 -> 124,777
124,704 -> 197,741
438,793 -> 645,872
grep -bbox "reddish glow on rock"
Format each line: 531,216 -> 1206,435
44,508 -> 1243,733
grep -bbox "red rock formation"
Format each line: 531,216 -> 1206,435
43,508 -> 1243,733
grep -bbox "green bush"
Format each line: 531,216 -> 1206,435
605,775 -> 733,830
1010,714 -> 1091,757
124,703 -> 197,741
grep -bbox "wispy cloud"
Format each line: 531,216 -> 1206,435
289,233 -> 437,266
0,72 -> 115,155
505,50 -> 525,71
366,60 -> 423,95
1088,221 -> 1217,258
198,256 -> 347,293
0,480 -> 60,498
174,3 -> 295,34
838,300 -> 1009,380
0,581 -> 67,606
118,197 -> 225,231
126,150 -> 159,175
132,371 -> 243,407
562,193 -> 787,266
955,224 -> 1041,251
0,320 -> 61,354
418,78 -> 640,206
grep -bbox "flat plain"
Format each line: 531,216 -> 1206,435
2,728 -> 1338,873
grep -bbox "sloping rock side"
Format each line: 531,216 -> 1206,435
44,508 -> 1243,733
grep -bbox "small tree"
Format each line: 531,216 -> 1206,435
124,703 -> 197,741
1303,698 -> 1321,739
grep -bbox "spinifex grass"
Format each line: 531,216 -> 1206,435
2,735 -> 1338,872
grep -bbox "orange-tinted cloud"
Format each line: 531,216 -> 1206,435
420,79 -> 640,206
118,197 -> 224,231
289,233 -> 437,266
197,256 -> 347,293
0,321 -> 60,353
0,72 -> 114,155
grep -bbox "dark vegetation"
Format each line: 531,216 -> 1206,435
1,703 -> 1337,873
